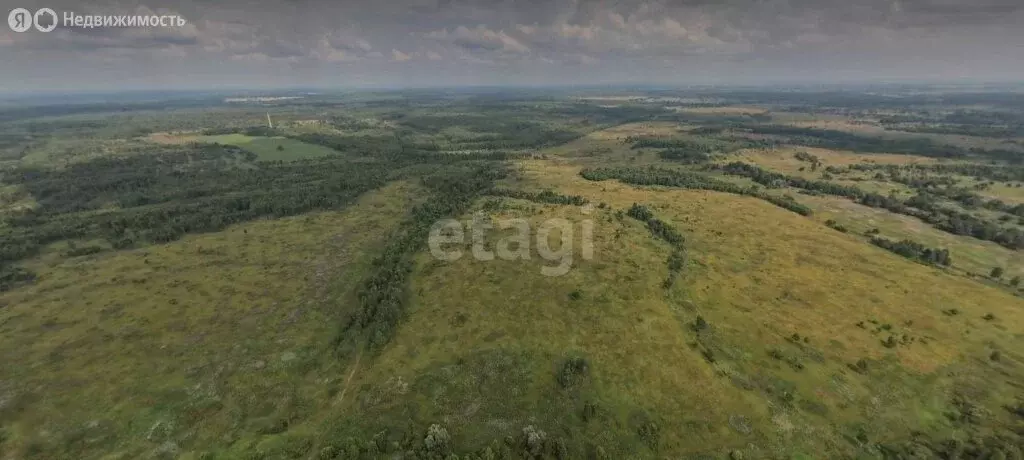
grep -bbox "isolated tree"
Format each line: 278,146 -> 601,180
991,267 -> 1004,279
1011,276 -> 1021,287
276,144 -> 284,151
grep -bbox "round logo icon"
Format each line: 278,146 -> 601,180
8,8 -> 32,32
33,8 -> 56,32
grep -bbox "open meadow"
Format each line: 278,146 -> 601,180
0,87 -> 1022,459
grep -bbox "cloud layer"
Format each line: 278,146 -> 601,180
2,0 -> 1022,91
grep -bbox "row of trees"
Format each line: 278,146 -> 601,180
657,149 -> 711,164
337,162 -> 511,352
624,135 -> 774,154
869,237 -> 952,267
716,162 -> 1024,250
902,194 -> 1024,249
829,168 -> 1023,222
719,162 -> 865,197
626,204 -> 684,247
627,137 -> 714,151
741,125 -> 1024,163
487,188 -> 588,206
826,164 -> 1024,227
626,203 -> 686,288
879,109 -> 1024,138
579,166 -> 812,216
841,162 -> 1024,183
901,185 -> 1024,217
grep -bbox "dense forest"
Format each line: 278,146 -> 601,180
0,145 -> 388,265
0,139 -> 520,293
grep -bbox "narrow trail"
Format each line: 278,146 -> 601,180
334,350 -> 362,406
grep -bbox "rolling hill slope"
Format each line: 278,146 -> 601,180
313,160 -> 1024,459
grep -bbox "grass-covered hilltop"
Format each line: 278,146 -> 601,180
0,87 -> 1022,459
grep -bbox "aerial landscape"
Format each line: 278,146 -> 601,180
2,0 -> 1024,459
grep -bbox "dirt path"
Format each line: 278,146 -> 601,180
334,350 -> 362,406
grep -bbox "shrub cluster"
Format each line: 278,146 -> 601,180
869,236 -> 952,267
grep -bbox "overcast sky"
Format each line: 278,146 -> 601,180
2,0 -> 1022,92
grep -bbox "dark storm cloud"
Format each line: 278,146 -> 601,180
1,0 -> 1021,91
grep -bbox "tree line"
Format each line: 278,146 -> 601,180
624,135 -> 774,154
879,109 -> 1024,138
840,162 -> 1024,183
580,166 -> 812,216
486,188 -> 588,206
869,236 -> 952,267
626,203 -> 686,288
832,164 -> 1024,218
336,162 -> 510,352
719,162 -> 865,198
717,162 -> 1024,250
740,125 -> 1023,163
